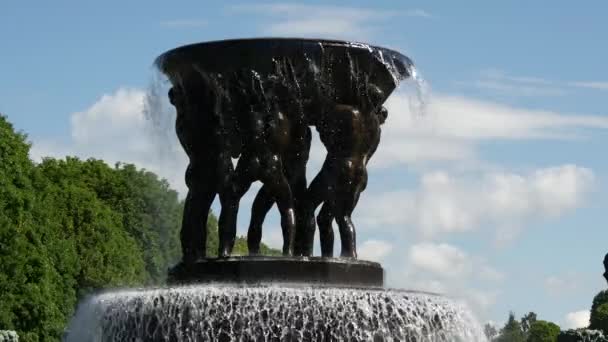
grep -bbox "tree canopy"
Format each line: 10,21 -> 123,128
527,320 -> 560,342
489,311 -> 562,342
0,114 -> 279,341
591,291 -> 608,333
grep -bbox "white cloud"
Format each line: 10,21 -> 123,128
405,242 -> 503,282
160,19 -> 208,28
479,264 -> 506,282
358,240 -> 394,262
231,3 -> 429,39
387,91 -> 608,140
404,9 -> 433,18
544,274 -> 580,296
571,81 -> 608,90
409,242 -> 473,278
71,88 -> 146,146
357,165 -> 594,241
459,69 -> 608,96
466,289 -> 501,312
563,310 -> 590,329
368,88 -> 608,170
31,86 -> 189,195
458,80 -> 567,97
389,242 -> 501,318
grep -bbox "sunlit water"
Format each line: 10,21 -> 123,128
65,284 -> 486,342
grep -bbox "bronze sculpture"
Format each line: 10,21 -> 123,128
223,69 -> 304,256
304,85 -> 388,258
243,61 -> 313,256
169,74 -> 238,261
158,38 -> 413,262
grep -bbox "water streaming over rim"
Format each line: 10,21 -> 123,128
65,284 -> 486,341
141,63 -> 430,168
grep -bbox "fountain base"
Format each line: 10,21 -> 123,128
168,256 -> 384,287
66,284 -> 487,341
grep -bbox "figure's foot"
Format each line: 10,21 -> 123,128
282,242 -> 294,256
218,244 -> 232,258
247,238 -> 261,256
340,250 -> 357,259
321,251 -> 334,258
183,250 -> 206,265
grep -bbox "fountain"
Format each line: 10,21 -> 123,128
65,38 -> 486,341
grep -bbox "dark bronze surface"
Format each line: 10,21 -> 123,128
160,38 -> 413,263
603,253 -> 608,285
168,256 -> 384,287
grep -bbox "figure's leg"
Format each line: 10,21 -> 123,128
333,206 -> 357,258
333,165 -> 367,259
247,186 -> 275,255
261,160 -> 296,256
287,126 -> 313,256
316,202 -> 334,257
296,165 -> 329,256
291,173 -> 309,255
218,156 -> 253,257
181,164 -> 216,263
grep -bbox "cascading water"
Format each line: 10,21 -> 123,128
66,285 -> 486,341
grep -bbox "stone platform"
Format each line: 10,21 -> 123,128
168,256 -> 384,287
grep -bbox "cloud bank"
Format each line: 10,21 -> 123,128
358,164 -> 594,243
230,3 -> 430,40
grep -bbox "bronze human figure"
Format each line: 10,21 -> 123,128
245,61 -> 312,255
316,106 -> 388,257
246,127 -> 311,255
303,85 -> 387,258
169,74 -> 237,262
224,70 -> 303,256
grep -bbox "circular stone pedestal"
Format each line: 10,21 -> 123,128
168,256 -> 384,287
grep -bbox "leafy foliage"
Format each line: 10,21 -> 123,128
485,323 -> 499,340
494,312 -> 526,342
527,320 -> 560,342
0,115 -> 279,341
522,312 -> 538,335
491,312 -> 561,342
591,303 -> 608,334
591,291 -> 608,332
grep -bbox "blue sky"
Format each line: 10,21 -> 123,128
2,0 -> 608,329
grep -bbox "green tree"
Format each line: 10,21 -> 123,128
36,158 -> 182,284
526,320 -> 560,342
522,312 -> 538,336
204,212 -> 281,257
0,114 -> 280,341
590,303 -> 608,334
484,323 -> 498,340
591,290 -> 608,332
0,115 -> 66,341
495,312 -> 526,342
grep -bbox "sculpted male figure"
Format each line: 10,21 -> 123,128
226,71 -> 301,256
303,85 -> 387,258
169,73 -> 237,262
245,63 -> 312,255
